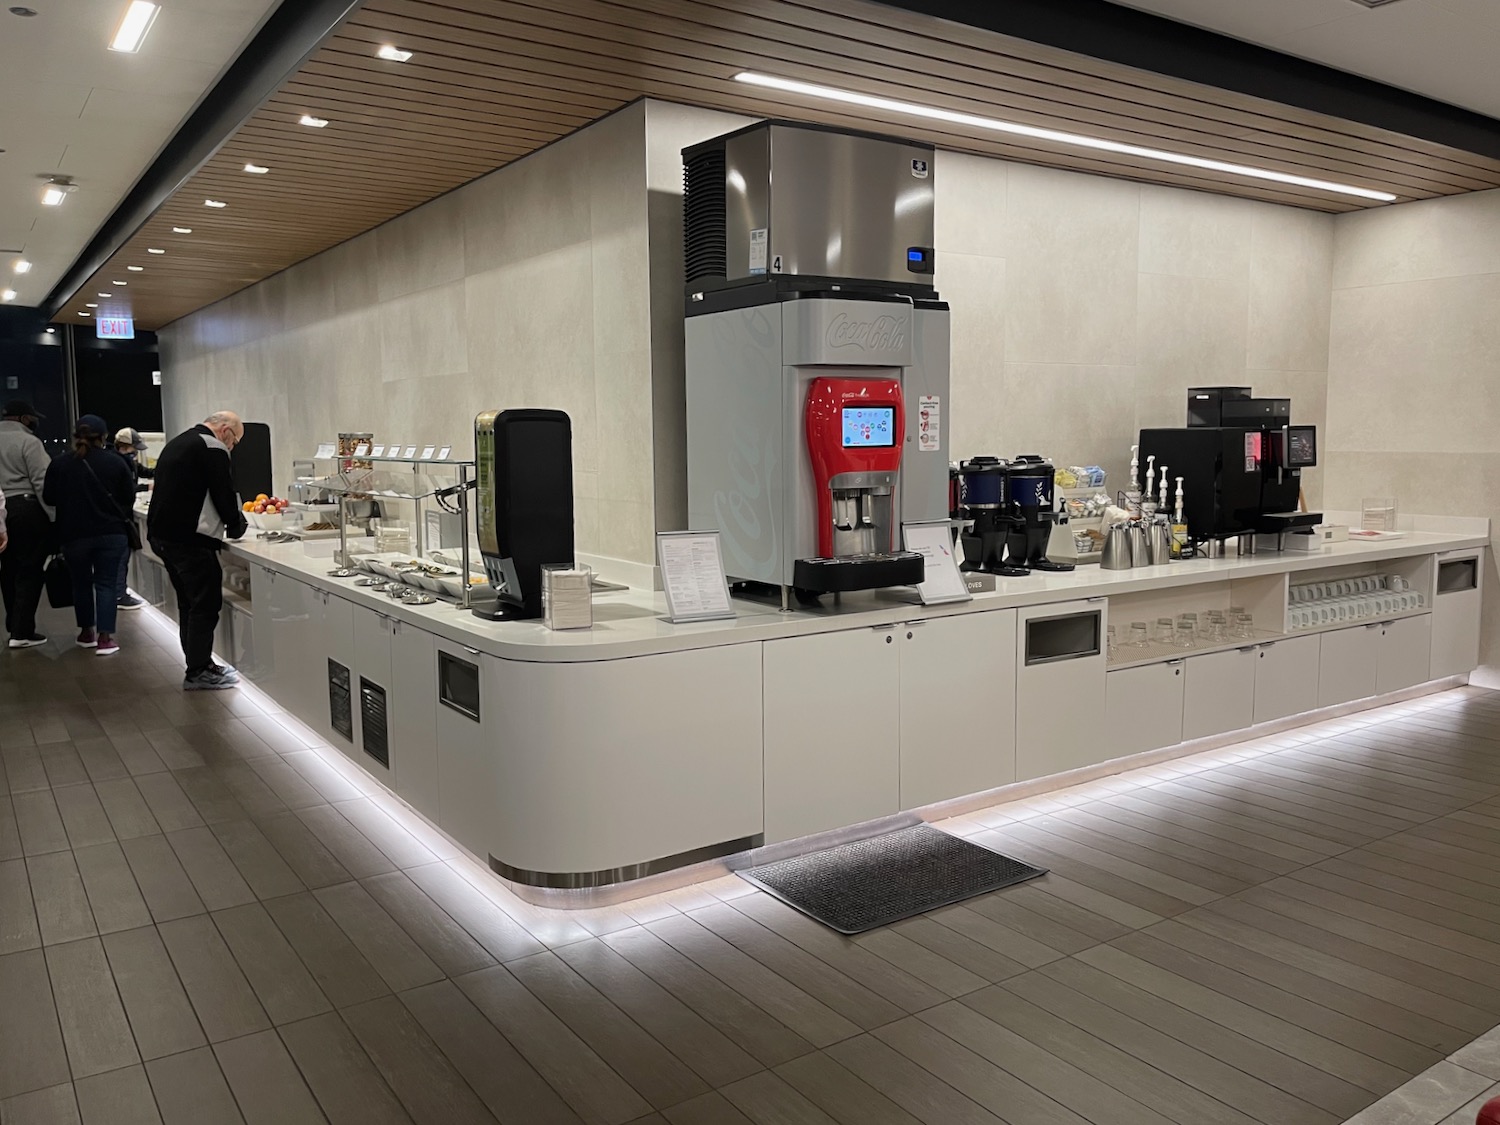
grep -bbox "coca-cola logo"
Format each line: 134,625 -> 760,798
825,313 -> 907,351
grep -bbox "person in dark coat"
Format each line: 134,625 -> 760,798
42,414 -> 135,657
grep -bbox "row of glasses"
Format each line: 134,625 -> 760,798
1289,573 -> 1423,631
1112,607 -> 1255,656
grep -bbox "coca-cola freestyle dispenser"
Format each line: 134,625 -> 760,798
682,122 -> 950,605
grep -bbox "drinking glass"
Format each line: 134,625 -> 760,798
1206,618 -> 1227,643
1106,625 -> 1118,656
1130,621 -> 1149,647
1174,621 -> 1195,648
1233,612 -> 1254,638
1178,612 -> 1199,638
1155,618 -> 1175,645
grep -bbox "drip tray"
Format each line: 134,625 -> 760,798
738,824 -> 1046,934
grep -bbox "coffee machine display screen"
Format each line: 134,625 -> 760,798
842,407 -> 896,448
1286,425 -> 1317,467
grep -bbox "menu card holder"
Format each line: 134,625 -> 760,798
657,530 -> 736,623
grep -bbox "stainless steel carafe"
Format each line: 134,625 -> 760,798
1100,523 -> 1131,570
1128,522 -> 1150,567
1148,519 -> 1173,566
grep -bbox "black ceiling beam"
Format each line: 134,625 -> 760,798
42,0 -> 363,318
875,0 -> 1500,161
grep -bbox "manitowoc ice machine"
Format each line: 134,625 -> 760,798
683,121 -> 951,607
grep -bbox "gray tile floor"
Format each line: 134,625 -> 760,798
6,602 -> 1500,1124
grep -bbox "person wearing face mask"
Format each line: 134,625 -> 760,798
147,411 -> 248,690
111,427 -> 153,612
0,400 -> 55,649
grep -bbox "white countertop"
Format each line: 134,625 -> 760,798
226,524 -> 1488,663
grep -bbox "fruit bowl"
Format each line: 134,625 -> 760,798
247,511 -> 285,531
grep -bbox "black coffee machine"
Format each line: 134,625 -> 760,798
1139,386 -> 1320,547
956,457 -> 1028,576
1005,456 -> 1074,572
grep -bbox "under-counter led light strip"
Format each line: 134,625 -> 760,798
733,71 -> 1399,203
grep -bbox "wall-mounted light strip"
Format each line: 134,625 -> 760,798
109,1 -> 159,53
733,71 -> 1399,203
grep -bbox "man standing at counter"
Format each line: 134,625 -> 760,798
147,411 -> 248,690
0,400 -> 53,649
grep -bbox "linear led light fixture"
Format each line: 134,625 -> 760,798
127,265 -> 144,271
85,303 -> 98,308
243,163 -> 269,174
204,198 -> 227,208
109,1 -> 159,53
171,226 -> 191,234
733,72 -> 1399,203
147,247 -> 165,254
299,114 -> 329,128
377,45 -> 412,62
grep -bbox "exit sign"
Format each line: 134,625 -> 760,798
96,316 -> 135,340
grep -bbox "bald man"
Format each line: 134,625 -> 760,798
147,411 -> 250,690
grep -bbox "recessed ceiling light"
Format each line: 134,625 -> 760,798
147,247 -> 165,254
204,199 -> 227,208
243,163 -> 269,175
112,280 -> 127,285
98,292 -> 111,297
13,260 -> 32,274
0,289 -> 15,303
45,327 -> 55,334
299,114 -> 329,128
171,226 -> 191,234
127,265 -> 144,272
731,71 -> 1400,203
377,45 -> 413,62
108,1 -> 158,53
40,178 -> 76,206
85,302 -> 98,308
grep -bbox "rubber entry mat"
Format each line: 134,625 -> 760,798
738,823 -> 1047,934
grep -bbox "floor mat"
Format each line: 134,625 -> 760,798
738,823 -> 1047,934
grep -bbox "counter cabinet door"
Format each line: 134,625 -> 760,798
1252,635 -> 1320,725
1014,600 -> 1107,781
389,620 -> 439,824
1377,615 -> 1433,696
1182,647 -> 1257,742
248,564 -> 277,690
1104,662 -> 1184,759
763,626 -> 901,845
1317,624 -> 1380,709
349,605 -> 394,777
1432,553 -> 1483,679
434,641 -> 489,858
898,610 -> 1017,809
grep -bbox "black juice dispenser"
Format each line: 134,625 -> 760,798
1005,456 -> 1074,573
958,457 -> 1028,577
472,409 -> 575,620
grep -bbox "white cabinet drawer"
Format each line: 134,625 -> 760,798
1105,662 -> 1184,758
1183,647 -> 1257,742
1253,635 -> 1320,725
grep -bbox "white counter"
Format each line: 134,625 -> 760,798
226,523 -> 1490,663
154,524 -> 1487,895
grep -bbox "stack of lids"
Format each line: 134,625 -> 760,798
543,567 -> 593,631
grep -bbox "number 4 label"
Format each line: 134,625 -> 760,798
771,254 -> 783,273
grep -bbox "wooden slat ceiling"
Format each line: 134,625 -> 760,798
58,0 -> 1500,330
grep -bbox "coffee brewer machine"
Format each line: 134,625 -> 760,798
1139,386 -> 1319,549
683,122 -> 949,604
472,409 -> 574,620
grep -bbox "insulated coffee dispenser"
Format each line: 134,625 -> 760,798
1005,456 -> 1074,573
957,456 -> 1027,576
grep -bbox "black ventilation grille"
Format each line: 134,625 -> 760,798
684,148 -> 726,284
328,660 -> 352,742
360,677 -> 389,768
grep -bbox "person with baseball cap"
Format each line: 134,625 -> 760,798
111,426 -> 153,611
0,399 -> 54,648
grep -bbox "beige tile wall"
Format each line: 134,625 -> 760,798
1325,188 -> 1500,674
160,102 -> 656,564
936,156 -> 1334,501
